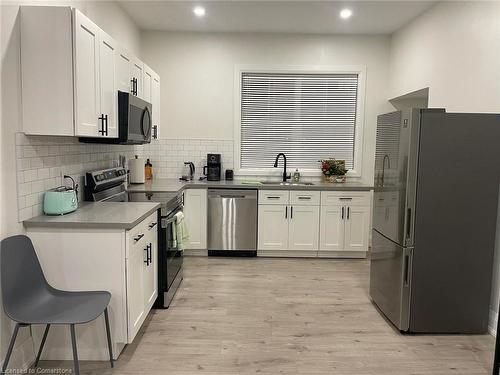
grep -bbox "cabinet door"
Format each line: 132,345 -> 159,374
143,65 -> 153,103
319,204 -> 345,251
116,47 -> 132,94
288,205 -> 319,252
131,58 -> 143,98
126,241 -> 145,343
98,31 -> 117,138
258,205 -> 289,251
143,237 -> 158,310
73,9 -> 100,137
183,190 -> 207,249
344,205 -> 370,252
151,73 -> 161,139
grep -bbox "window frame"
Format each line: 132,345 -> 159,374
233,65 -> 366,179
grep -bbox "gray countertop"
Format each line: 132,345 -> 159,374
24,202 -> 160,230
127,178 -> 373,194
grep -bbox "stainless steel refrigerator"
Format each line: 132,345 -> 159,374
370,108 -> 500,333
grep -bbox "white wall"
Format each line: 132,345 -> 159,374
141,31 -> 393,184
389,1 -> 500,111
389,1 -> 500,334
0,1 -> 141,369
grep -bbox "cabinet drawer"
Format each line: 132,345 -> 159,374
127,211 -> 158,257
321,191 -> 371,206
259,190 -> 289,205
145,211 -> 159,233
290,191 -> 320,206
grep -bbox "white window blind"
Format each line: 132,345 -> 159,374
240,72 -> 358,170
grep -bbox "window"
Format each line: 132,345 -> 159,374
236,69 -> 364,175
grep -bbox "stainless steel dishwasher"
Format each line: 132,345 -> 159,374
207,189 -> 258,256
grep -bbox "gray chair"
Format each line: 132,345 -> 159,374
0,235 -> 113,375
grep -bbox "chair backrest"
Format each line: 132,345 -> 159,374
0,235 -> 51,320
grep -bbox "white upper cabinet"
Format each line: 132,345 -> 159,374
20,6 -> 160,138
116,47 -> 132,94
131,58 -> 144,99
20,6 -> 74,136
143,64 -> 153,103
98,30 -> 118,138
151,72 -> 161,139
73,9 -> 101,137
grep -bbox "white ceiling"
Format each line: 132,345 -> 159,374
118,1 -> 436,35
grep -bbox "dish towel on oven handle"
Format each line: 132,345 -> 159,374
174,211 -> 189,250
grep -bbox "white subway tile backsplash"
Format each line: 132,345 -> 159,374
15,133 -> 144,222
15,134 -> 233,222
142,138 -> 234,179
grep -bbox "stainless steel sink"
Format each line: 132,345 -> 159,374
260,181 -> 314,186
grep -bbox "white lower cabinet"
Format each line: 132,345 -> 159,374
26,210 -> 159,361
258,190 -> 320,256
184,189 -> 207,250
319,204 -> 344,251
344,205 -> 370,252
288,205 -> 320,251
126,212 -> 158,342
126,239 -> 145,342
258,205 -> 289,250
319,191 -> 371,257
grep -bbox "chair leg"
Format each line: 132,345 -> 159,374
104,308 -> 114,368
34,324 -> 50,367
1,323 -> 21,374
69,324 -> 80,375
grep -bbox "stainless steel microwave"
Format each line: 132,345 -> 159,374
80,91 -> 152,145
117,91 -> 152,145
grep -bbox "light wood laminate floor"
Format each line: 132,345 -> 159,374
40,257 -> 494,374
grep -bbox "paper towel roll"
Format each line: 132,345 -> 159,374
129,156 -> 145,184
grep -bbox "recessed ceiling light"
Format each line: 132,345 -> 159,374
193,6 -> 206,17
340,8 -> 352,19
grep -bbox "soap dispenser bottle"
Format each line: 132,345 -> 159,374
293,169 -> 301,183
145,159 -> 153,180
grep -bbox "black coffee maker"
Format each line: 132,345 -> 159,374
203,154 -> 221,181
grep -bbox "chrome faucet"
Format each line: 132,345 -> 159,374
274,153 -> 291,182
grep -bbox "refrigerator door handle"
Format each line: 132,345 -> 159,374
405,207 -> 412,245
403,254 -> 410,286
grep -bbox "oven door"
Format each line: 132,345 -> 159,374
161,209 -> 184,291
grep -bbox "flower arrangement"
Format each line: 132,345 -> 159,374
320,159 -> 348,183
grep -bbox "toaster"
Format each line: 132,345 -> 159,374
43,187 -> 78,215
